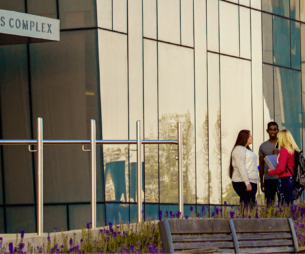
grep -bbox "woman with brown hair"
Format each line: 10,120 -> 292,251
230,130 -> 258,206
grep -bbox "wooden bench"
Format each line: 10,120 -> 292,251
159,218 -> 305,253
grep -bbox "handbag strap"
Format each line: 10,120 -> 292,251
286,165 -> 294,177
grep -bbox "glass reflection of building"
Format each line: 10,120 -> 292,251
0,0 -> 305,233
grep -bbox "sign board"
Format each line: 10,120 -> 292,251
0,9 -> 60,41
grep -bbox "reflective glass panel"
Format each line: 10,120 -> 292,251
181,0 -> 194,47
301,0 -> 305,22
160,204 -> 178,219
207,0 -> 219,52
0,45 -> 34,205
158,43 -> 195,204
207,52 -> 221,204
130,162 -> 144,202
251,9 -> 264,196
220,56 -> 252,205
59,0 -> 97,29
30,30 -> 103,203
274,67 -> 302,148
291,21 -> 301,70
262,13 -> 273,64
0,208 -> 4,233
144,39 -> 159,203
240,6 -> 251,59
96,0 -> 112,29
194,0 -> 208,204
219,1 -> 239,57
0,0 -> 25,12
44,205 -> 67,232
290,0 -> 300,20
184,205 -> 196,218
6,206 -> 35,233
69,204 -> 90,230
158,0 -> 180,44
262,0 -> 289,17
0,157 -> 2,205
145,204 -> 159,221
106,203 -> 129,224
251,0 -> 262,9
99,30 -> 128,202
113,0 -> 127,33
27,0 -> 57,18
128,0 -> 143,140
97,204 -> 106,227
302,24 -> 305,61
240,0 -> 250,6
70,204 -> 106,229
273,16 -> 290,68
130,204 -> 144,223
143,0 -> 157,39
263,64 -> 275,141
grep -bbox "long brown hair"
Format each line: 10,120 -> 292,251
229,130 -> 251,179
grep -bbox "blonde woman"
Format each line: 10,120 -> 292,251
268,129 -> 300,205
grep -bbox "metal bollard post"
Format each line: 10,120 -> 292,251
37,117 -> 44,236
177,122 -> 183,217
91,119 -> 97,229
136,121 -> 142,223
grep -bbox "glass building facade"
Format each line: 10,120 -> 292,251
0,0 -> 305,233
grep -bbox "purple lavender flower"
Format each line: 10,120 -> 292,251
170,211 -> 173,218
197,213 -> 200,218
86,222 -> 92,229
0,237 -> 2,241
19,243 -> 25,249
159,210 -> 162,221
190,206 -> 193,212
212,212 -> 215,217
215,207 -> 219,215
165,210 -> 168,218
9,242 -> 14,254
185,215 -> 189,219
69,238 -> 73,246
224,201 -> 227,206
230,211 -> 235,218
80,239 -> 83,243
201,205 -> 205,216
100,229 -> 104,233
20,230 -> 25,238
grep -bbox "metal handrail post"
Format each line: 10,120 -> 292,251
178,122 -> 183,217
91,119 -> 97,229
37,117 -> 43,235
136,120 -> 142,223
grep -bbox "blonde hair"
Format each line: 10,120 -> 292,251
278,129 -> 300,154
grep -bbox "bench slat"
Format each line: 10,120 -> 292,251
172,232 -> 293,242
239,239 -> 293,247
168,219 -> 231,234
239,247 -> 295,253
232,218 -> 290,233
172,235 -> 232,242
237,233 -> 292,240
174,242 -> 234,249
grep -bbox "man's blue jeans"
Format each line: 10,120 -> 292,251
264,179 -> 279,205
278,176 -> 294,205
